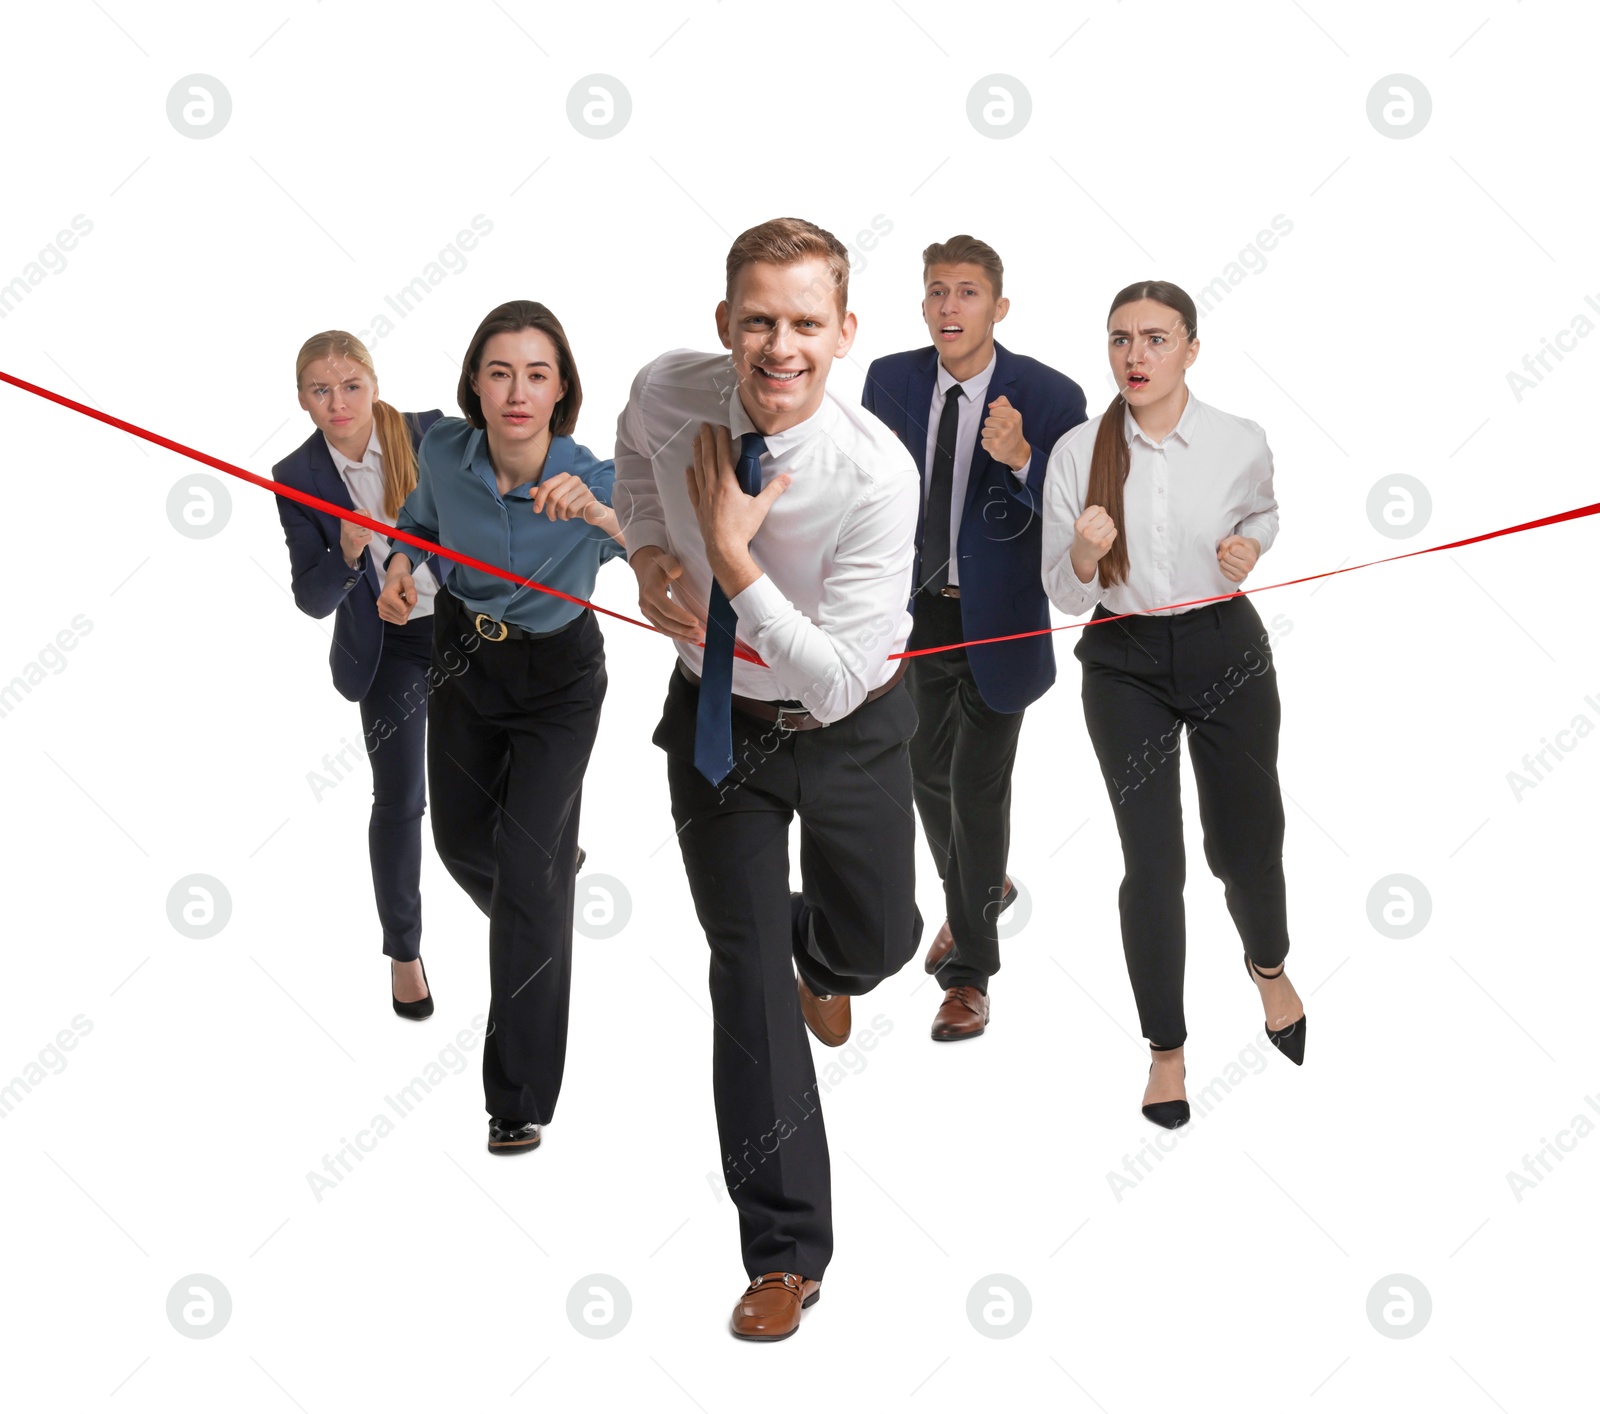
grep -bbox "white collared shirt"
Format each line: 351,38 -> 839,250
614,349 -> 920,723
325,426 -> 439,618
1041,389 -> 1279,618
921,349 -> 997,589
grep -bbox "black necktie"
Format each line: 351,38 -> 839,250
923,385 -> 962,592
693,431 -> 767,784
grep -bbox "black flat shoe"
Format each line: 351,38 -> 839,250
1245,954 -> 1306,1065
1142,1059 -> 1190,1129
487,1117 -> 541,1155
391,958 -> 433,1020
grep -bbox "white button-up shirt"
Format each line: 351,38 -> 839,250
613,349 -> 920,723
1041,390 -> 1279,617
325,426 -> 439,617
921,349 -> 997,588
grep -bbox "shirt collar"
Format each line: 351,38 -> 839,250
935,346 -> 997,401
463,426 -> 575,499
1123,387 -> 1199,449
727,380 -> 836,461
324,424 -> 382,475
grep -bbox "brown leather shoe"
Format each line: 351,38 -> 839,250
796,974 -> 851,1047
931,985 -> 990,1041
729,1271 -> 820,1341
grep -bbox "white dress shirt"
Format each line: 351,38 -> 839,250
614,349 -> 920,723
921,350 -> 996,588
1041,389 -> 1279,618
325,426 -> 439,618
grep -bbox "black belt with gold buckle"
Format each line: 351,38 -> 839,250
469,610 -> 571,643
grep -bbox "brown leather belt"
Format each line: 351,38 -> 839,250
677,657 -> 907,731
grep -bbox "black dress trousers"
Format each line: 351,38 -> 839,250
655,664 -> 922,1281
1075,595 -> 1290,1050
425,586 -> 607,1124
905,590 -> 1026,991
358,613 -> 434,962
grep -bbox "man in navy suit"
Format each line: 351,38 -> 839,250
863,235 -> 1086,1040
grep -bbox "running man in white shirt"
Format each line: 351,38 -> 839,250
1041,280 -> 1307,1134
614,217 -> 922,1342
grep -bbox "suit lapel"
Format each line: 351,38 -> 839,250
961,342 -> 1016,524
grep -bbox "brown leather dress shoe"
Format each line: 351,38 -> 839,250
796,974 -> 851,1047
931,985 -> 990,1041
730,1271 -> 821,1341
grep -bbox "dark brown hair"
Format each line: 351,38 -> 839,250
922,234 -> 1004,300
1087,280 -> 1199,589
725,217 -> 852,321
295,330 -> 418,519
456,300 -> 582,436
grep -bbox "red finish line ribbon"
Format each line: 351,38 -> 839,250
895,498 -> 1600,658
4,368 -> 1596,662
0,368 -> 770,662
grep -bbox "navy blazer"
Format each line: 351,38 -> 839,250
273,410 -> 446,701
862,342 -> 1087,713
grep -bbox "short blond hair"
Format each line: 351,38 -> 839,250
922,234 -> 1004,300
725,216 -> 851,321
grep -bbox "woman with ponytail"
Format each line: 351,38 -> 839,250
272,332 -> 446,1020
1041,282 -> 1303,1129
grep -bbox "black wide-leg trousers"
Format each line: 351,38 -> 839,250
655,664 -> 922,1280
426,586 -> 606,1124
1075,596 -> 1290,1050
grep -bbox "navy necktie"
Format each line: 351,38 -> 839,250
922,384 -> 962,592
694,431 -> 767,784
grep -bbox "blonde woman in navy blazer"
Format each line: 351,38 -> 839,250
272,331 -> 447,1020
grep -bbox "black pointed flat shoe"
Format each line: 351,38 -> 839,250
391,958 -> 434,1020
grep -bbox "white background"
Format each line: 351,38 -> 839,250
2,0 -> 1595,1408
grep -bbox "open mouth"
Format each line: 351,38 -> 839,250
939,324 -> 964,341
1125,373 -> 1150,390
755,366 -> 804,385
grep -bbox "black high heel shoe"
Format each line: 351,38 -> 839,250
1141,1057 -> 1189,1129
391,957 -> 434,1020
1245,954 -> 1305,1065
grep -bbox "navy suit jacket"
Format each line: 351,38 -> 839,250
862,342 -> 1087,713
273,410 -> 446,702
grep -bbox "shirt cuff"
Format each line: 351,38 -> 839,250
727,571 -> 787,631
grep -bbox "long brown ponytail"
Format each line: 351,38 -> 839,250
1086,280 -> 1198,589
294,330 -> 419,519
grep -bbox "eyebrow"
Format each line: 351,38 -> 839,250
1109,325 -> 1175,336
484,358 -> 553,369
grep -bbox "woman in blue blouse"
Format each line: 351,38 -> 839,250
378,300 -> 625,1155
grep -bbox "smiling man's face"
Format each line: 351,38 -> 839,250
717,256 -> 857,435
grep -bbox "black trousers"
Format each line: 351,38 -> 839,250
1075,596 -> 1290,1050
655,664 -> 922,1280
906,591 -> 1026,991
358,614 -> 433,963
426,586 -> 606,1124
